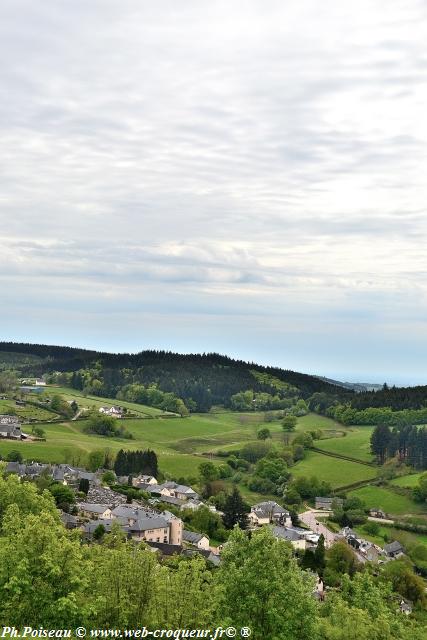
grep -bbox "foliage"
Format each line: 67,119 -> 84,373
83,412 -> 133,439
216,527 -> 318,640
114,449 -> 158,477
222,487 -> 250,530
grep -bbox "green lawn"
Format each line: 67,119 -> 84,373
390,473 -> 423,488
315,426 -> 374,462
291,451 -> 377,488
347,485 -> 427,516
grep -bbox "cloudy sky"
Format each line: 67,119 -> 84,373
1,1 -> 427,384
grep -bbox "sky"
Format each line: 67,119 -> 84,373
1,1 -> 427,385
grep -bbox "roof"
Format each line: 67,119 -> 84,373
183,530 -> 208,544
79,503 -> 111,514
252,501 -> 289,515
272,526 -> 300,541
146,541 -> 183,556
384,541 -> 404,554
128,514 -> 169,532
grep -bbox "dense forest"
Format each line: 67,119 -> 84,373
0,342 -> 348,412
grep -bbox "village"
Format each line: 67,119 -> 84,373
2,454 -> 411,611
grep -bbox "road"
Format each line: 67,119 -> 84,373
299,509 -> 338,548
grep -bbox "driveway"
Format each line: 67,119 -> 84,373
299,509 -> 338,548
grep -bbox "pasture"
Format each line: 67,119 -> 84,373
347,485 -> 427,516
49,387 -> 169,417
315,426 -> 374,462
290,451 -> 377,488
390,473 -> 423,488
0,398 -> 57,422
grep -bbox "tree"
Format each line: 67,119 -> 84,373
222,487 -> 249,530
6,450 -> 23,463
257,427 -> 271,440
102,470 -> 116,486
48,484 -> 75,511
87,449 -> 105,472
32,426 -> 45,438
199,461 -> 219,483
370,424 -> 392,464
93,524 -> 106,540
282,415 -> 297,432
79,478 -> 90,494
314,533 -> 326,575
216,527 -> 318,640
324,541 -> 359,586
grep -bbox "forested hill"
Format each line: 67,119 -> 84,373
0,341 -> 349,411
349,383 -> 427,411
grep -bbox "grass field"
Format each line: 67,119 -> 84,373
50,387 -> 170,417
291,451 -> 377,488
315,426 -> 374,462
0,399 -> 58,422
347,485 -> 427,516
390,473 -> 423,488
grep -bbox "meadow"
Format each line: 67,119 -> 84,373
314,426 -> 374,462
347,485 -> 426,516
390,473 -> 424,488
1,387 -> 424,507
290,450 -> 378,488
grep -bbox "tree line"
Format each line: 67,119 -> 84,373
370,423 -> 427,468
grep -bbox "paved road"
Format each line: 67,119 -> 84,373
299,509 -> 338,548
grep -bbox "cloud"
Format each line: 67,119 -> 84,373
1,0 -> 427,381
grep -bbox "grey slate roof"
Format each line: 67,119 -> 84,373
183,530 -> 207,544
384,541 -> 404,555
79,503 -> 111,514
272,526 -> 301,541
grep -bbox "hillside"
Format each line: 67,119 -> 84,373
0,342 -> 350,412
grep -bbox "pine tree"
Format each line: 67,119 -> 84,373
222,487 -> 249,529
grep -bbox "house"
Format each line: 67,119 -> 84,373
248,501 -> 291,527
364,544 -> 380,563
182,548 -> 221,566
78,503 -> 113,519
0,415 -> 22,439
272,526 -> 307,550
182,530 -> 210,550
150,495 -> 185,508
180,499 -> 205,511
162,510 -> 184,545
132,474 -> 157,487
128,514 -> 170,543
315,497 -> 344,510
159,481 -> 199,501
98,406 -> 124,418
369,508 -> 387,519
35,379 -> 46,386
384,541 -> 405,558
60,512 -> 80,529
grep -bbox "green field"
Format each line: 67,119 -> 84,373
0,399 -> 58,422
390,473 -> 423,488
315,426 -> 374,462
291,451 -> 377,488
347,485 -> 427,516
50,387 -> 170,417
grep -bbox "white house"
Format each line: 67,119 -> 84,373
182,529 -> 210,550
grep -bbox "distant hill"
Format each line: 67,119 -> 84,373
316,376 -> 384,393
0,341 -> 350,412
